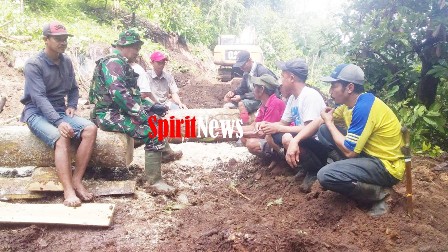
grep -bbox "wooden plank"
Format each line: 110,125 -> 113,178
88,180 -> 136,196
0,202 -> 116,227
27,167 -> 136,196
0,177 -> 44,200
27,167 -> 62,191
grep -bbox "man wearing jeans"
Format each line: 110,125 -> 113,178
286,64 -> 404,216
20,21 -> 97,207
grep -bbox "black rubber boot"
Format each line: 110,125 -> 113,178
348,182 -> 390,217
327,149 -> 343,162
299,171 -> 317,193
296,149 -> 323,193
145,151 -> 176,195
161,143 -> 183,163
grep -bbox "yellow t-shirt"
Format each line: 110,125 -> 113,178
333,93 -> 405,180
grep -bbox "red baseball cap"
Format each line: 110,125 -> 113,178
150,51 -> 168,62
42,21 -> 73,37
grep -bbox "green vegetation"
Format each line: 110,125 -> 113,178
340,0 -> 448,153
0,0 -> 447,154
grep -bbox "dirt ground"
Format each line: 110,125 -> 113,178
1,51 -> 448,252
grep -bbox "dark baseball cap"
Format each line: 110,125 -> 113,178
276,58 -> 308,80
321,64 -> 365,85
233,50 -> 250,68
42,21 -> 73,37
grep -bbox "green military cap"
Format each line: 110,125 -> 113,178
112,29 -> 144,47
250,74 -> 280,90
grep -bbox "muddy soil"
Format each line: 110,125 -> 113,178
1,52 -> 448,252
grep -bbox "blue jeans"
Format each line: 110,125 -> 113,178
316,124 -> 399,196
27,113 -> 95,149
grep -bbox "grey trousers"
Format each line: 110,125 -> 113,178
316,124 -> 399,196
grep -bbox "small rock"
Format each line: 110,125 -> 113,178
228,158 -> 237,166
440,173 -> 448,182
38,238 -> 48,248
176,193 -> 189,205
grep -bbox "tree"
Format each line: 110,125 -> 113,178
340,0 -> 447,107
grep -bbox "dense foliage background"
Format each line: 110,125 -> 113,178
0,0 -> 447,154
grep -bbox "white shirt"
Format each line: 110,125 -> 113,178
131,63 -> 151,93
281,86 -> 326,126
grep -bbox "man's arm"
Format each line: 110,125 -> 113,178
25,63 -> 64,126
285,118 -> 323,167
142,92 -> 158,104
260,120 -> 299,135
171,92 -> 187,109
234,74 -> 249,96
321,108 -> 357,158
66,60 -> 79,117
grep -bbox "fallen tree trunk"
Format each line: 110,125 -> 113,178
163,108 -> 242,143
0,126 -> 133,168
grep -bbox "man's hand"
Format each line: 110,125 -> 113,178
254,122 -> 266,137
230,95 -> 241,103
149,103 -> 168,117
225,91 -> 235,99
321,107 -> 334,125
285,139 -> 301,168
66,107 -> 76,117
58,122 -> 75,138
260,122 -> 280,135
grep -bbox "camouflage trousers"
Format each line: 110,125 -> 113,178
93,110 -> 165,151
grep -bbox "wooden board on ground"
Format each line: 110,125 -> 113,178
27,167 -> 136,196
88,180 -> 136,196
0,202 -> 116,227
0,177 -> 44,200
27,167 -> 62,191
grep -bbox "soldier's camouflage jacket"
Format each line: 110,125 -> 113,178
89,50 -> 153,124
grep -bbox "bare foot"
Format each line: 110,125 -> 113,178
64,190 -> 82,207
73,182 -> 94,202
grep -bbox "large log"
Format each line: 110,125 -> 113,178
0,126 -> 133,168
163,108 -> 243,143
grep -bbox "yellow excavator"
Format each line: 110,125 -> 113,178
213,35 -> 264,82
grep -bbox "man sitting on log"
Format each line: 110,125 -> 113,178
20,21 -> 98,207
89,29 -> 182,195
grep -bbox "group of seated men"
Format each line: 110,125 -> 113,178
21,21 -> 405,217
223,50 -> 405,217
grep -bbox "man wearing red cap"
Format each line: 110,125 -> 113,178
21,21 -> 98,207
148,51 -> 187,110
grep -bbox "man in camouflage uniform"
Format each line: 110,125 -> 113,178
89,29 -> 182,194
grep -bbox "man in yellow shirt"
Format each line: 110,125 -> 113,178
285,64 -> 404,216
